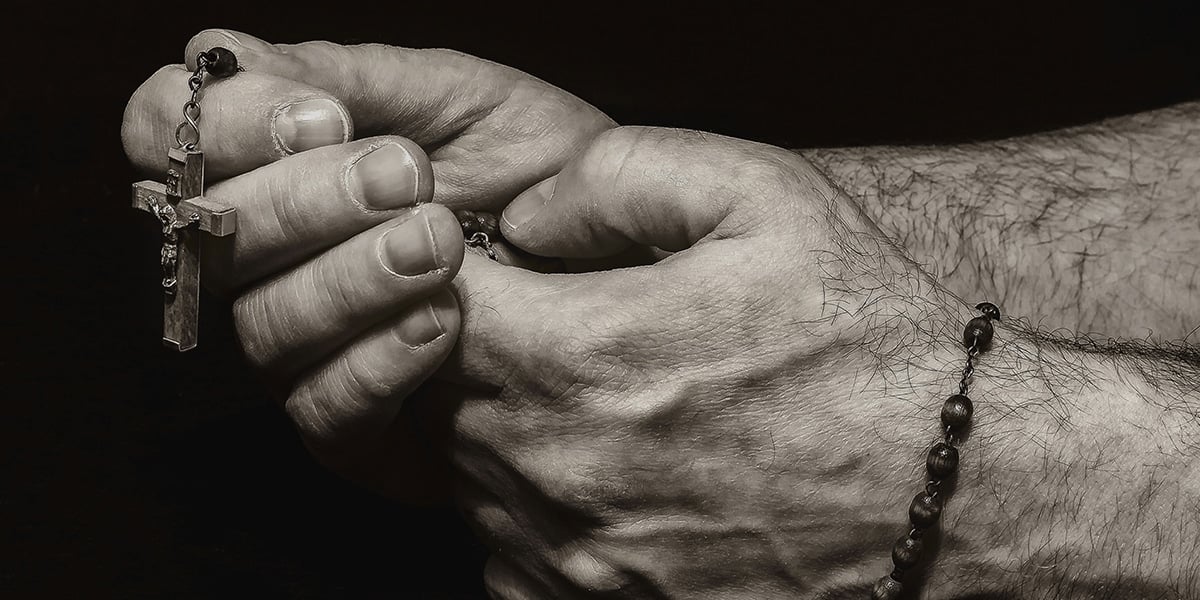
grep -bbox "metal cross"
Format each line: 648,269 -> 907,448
133,148 -> 236,351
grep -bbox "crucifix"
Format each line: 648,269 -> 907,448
132,48 -> 240,351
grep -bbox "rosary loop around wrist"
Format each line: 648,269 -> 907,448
870,302 -> 1001,600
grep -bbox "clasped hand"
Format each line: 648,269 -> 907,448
124,30 -> 981,598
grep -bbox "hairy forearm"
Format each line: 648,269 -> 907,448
925,316 -> 1200,599
802,101 -> 1200,341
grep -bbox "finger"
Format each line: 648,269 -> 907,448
234,204 -> 463,377
500,126 -> 819,258
286,288 -> 459,469
122,65 -> 351,180
199,136 -> 434,291
185,29 -> 615,210
484,555 -> 550,600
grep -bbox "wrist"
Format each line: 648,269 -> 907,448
923,322 -> 1200,598
801,145 -> 1013,318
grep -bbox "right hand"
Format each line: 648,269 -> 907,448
121,29 -> 614,502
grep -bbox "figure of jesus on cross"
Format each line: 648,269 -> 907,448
132,48 -> 240,351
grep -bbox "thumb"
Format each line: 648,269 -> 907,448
500,126 -> 803,259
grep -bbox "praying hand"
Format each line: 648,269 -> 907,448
121,29 -> 1200,599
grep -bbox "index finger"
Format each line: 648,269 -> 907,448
184,29 -> 615,211
122,64 -> 352,180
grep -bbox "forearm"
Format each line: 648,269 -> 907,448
928,317 -> 1200,598
802,101 -> 1200,341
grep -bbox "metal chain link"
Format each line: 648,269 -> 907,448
466,232 -> 499,261
174,53 -> 211,150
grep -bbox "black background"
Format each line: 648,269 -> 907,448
3,2 -> 1198,598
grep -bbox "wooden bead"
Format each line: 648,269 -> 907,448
909,492 -> 942,527
962,316 -> 994,349
891,534 -> 923,568
927,442 -> 959,477
477,212 -> 500,238
941,394 -> 973,430
870,575 -> 904,600
455,210 -> 501,240
456,210 -> 482,235
975,301 -> 1001,321
204,47 -> 239,78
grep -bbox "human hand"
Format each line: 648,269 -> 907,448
425,126 -> 974,597
120,30 -> 612,501
440,125 -> 1200,598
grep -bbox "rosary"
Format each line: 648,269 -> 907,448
132,48 -> 240,351
134,47 -> 504,351
870,302 -> 1001,599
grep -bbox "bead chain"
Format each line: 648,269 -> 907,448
870,302 -> 1001,600
156,47 -> 240,291
173,47 -> 240,151
456,210 -> 502,261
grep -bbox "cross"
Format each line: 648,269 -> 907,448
133,147 -> 237,351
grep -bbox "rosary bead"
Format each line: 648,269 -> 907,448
203,47 -> 239,78
927,442 -> 959,477
456,210 -> 482,235
477,211 -> 500,238
909,491 -> 942,527
941,394 -> 974,430
891,533 -> 924,568
975,301 -> 1001,321
870,575 -> 904,600
962,316 -> 994,349
456,210 -> 502,241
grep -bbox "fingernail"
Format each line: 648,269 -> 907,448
394,300 -> 445,349
349,144 -> 420,210
274,98 -> 349,154
502,176 -> 556,231
381,211 -> 439,276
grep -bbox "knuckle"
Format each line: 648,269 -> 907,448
552,544 -> 629,594
735,150 -> 806,195
482,557 -> 530,600
265,173 -> 317,243
581,126 -> 656,178
284,355 -> 382,465
342,345 -> 396,401
512,444 -> 625,518
284,384 -> 350,465
231,288 -> 282,370
121,65 -> 179,161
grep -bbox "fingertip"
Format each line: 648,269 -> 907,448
500,175 -> 557,253
429,287 -> 461,338
185,29 -> 273,69
418,203 -> 466,276
122,64 -> 188,173
273,96 -> 354,155
404,138 -> 436,205
393,290 -> 454,351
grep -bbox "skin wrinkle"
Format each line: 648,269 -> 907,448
154,33 -> 1200,592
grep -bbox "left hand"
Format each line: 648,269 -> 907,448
120,29 -> 616,502
434,126 -> 977,597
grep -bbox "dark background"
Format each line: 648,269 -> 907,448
3,2 -> 1198,598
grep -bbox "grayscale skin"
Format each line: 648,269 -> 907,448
123,29 -> 1200,599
